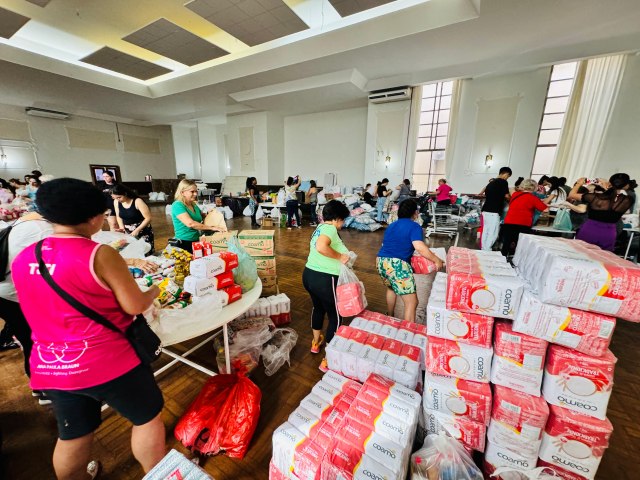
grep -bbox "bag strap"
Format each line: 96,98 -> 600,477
34,240 -> 123,335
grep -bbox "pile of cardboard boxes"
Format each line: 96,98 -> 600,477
205,229 -> 278,298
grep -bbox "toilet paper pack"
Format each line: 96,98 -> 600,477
423,372 -> 492,425
365,373 -> 422,410
411,331 -> 428,369
287,407 -> 324,440
374,338 -> 403,381
321,439 -> 397,480
356,385 -> 418,430
423,408 -> 486,452
483,440 -> 538,473
189,255 -> 226,278
542,345 -> 616,420
426,297 -> 494,348
538,405 -> 613,480
393,343 -> 421,390
513,290 -> 616,357
487,385 -> 549,458
347,399 -> 412,446
341,330 -> 369,380
446,271 -> 524,319
326,335 -> 350,375
271,422 -> 309,477
427,336 -> 493,383
491,321 -> 548,396
299,394 -> 334,423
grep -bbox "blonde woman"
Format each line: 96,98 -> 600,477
170,179 -> 220,253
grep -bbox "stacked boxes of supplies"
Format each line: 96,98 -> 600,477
239,229 -> 278,297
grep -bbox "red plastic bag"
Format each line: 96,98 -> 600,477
336,265 -> 367,317
174,373 -> 261,459
410,255 -> 438,274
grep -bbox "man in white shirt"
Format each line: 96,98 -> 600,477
0,212 -> 53,402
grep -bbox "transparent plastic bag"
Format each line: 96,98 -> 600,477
336,263 -> 367,317
227,236 -> 258,292
215,325 -> 273,374
92,230 -> 150,258
552,208 -> 573,231
262,328 -> 298,376
411,433 -> 483,480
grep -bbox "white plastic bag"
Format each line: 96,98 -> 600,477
165,204 -> 172,216
222,206 -> 234,219
157,192 -> 166,201
270,207 -> 280,219
317,191 -> 326,204
149,192 -> 159,201
216,324 -> 274,374
243,205 -> 252,216
411,433 -> 483,480
336,263 -> 367,317
92,231 -> 150,258
276,189 -> 285,205
262,328 -> 298,376
256,206 -> 264,221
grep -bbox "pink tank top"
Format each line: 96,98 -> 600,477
12,236 -> 140,390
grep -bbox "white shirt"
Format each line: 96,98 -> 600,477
0,218 -> 53,302
285,185 -> 297,202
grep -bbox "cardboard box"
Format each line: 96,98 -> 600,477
239,230 -> 275,257
255,256 -> 277,275
202,230 -> 238,252
261,275 -> 279,297
261,217 -> 274,227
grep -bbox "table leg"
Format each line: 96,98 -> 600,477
223,323 -> 231,374
624,231 -> 635,260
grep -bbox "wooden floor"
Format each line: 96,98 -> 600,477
0,206 -> 638,479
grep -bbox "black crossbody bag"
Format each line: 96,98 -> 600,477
35,240 -> 162,365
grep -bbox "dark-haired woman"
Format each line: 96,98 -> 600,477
97,170 -> 118,231
377,199 -> 443,322
246,177 -> 260,228
376,178 -> 390,222
112,184 -> 154,253
285,175 -> 302,229
302,200 -> 352,370
396,179 -> 412,203
306,180 -> 319,226
568,174 -> 634,251
12,178 -> 165,479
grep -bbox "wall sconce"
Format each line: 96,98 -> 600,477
0,147 -> 6,166
485,154 -> 493,168
385,155 -> 391,168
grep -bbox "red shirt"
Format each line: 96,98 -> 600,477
504,191 -> 547,226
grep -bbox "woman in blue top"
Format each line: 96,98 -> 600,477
377,199 -> 443,322
170,179 -> 220,253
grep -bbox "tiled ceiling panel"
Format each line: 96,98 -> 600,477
80,47 -> 173,80
25,0 -> 53,7
0,7 -> 30,39
123,18 -> 228,66
186,0 -> 309,47
328,0 -> 396,17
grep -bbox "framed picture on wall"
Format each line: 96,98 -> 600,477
89,165 -> 122,184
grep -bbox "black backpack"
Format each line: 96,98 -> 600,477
0,225 -> 13,282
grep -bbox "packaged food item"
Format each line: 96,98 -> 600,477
190,256 -> 225,279
426,296 -> 494,348
203,231 -> 238,253
298,393 -> 334,423
423,372 -> 492,425
538,405 -> 613,480
423,408 -> 486,452
192,241 -> 213,259
216,251 -> 239,272
427,336 -> 493,383
490,321 -> 548,396
513,290 -> 616,357
183,276 -> 217,297
542,346 -> 616,420
221,284 -> 242,305
487,385 -> 549,458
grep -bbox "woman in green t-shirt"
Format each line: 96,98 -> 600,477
170,179 -> 220,253
302,200 -> 352,370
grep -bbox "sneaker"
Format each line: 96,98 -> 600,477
87,460 -> 102,479
296,225 -> 302,229
32,391 -> 52,406
309,222 -> 317,227
0,340 -> 20,351
310,334 -> 325,354
318,358 -> 329,373
287,226 -> 292,230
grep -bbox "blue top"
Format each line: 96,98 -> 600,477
377,218 -> 424,263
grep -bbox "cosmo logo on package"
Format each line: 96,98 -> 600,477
427,337 -> 493,383
424,372 -> 492,425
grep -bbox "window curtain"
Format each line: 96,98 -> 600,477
444,79 -> 462,181
552,54 -> 627,181
404,85 -> 423,180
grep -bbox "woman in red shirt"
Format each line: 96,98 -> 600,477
501,178 -> 549,256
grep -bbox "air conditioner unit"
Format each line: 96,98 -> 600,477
368,87 -> 412,104
25,107 -> 70,120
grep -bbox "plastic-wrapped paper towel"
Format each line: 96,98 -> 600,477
423,408 -> 486,452
427,294 -> 494,348
427,336 -> 493,383
423,372 -> 492,425
542,345 -> 616,420
490,321 -> 548,396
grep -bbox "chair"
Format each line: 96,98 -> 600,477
424,202 -> 460,245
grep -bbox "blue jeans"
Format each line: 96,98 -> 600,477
310,202 -> 317,223
376,197 -> 387,222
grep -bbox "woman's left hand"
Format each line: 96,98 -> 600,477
133,259 -> 159,274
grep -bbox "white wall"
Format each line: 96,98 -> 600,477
284,107 -> 367,186
594,54 -> 640,180
267,112 -> 285,184
447,68 -> 551,193
364,101 -> 411,187
172,125 -> 200,179
0,103 -> 175,181
225,112 -> 269,183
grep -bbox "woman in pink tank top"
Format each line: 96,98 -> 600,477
12,178 -> 166,479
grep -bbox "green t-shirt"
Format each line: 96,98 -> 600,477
171,201 -> 202,241
305,224 -> 348,276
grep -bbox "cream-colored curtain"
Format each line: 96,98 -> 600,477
552,54 -> 627,181
404,85 -> 423,179
444,79 -> 462,180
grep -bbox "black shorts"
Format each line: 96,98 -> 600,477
43,364 -> 164,440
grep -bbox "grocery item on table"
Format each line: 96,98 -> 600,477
542,345 -> 616,420
427,336 -> 493,383
513,290 -> 616,357
365,373 -> 422,409
183,271 -> 234,297
423,372 -> 492,425
490,321 -> 548,396
513,234 -> 640,322
538,405 -> 613,480
190,255 -> 226,278
192,240 -> 213,258
446,247 -> 524,319
487,385 -> 549,459
227,236 -> 258,292
423,408 -> 486,452
221,284 -> 243,305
